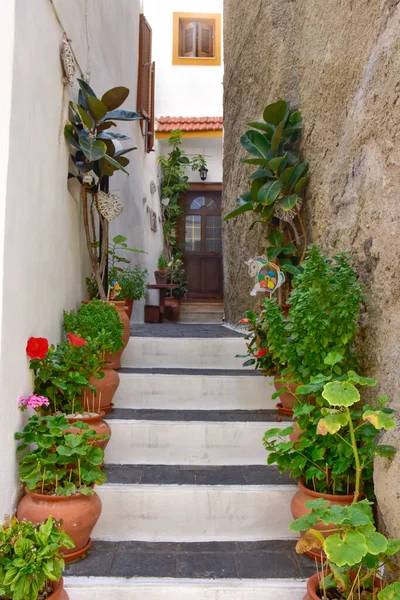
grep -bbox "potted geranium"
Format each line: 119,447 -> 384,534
16,414 -> 108,561
0,515 -> 74,600
236,310 -> 275,375
25,335 -> 111,449
154,254 -> 169,284
165,256 -> 188,322
109,264 -> 148,319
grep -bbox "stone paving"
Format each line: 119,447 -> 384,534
106,408 -> 290,422
130,323 -> 244,338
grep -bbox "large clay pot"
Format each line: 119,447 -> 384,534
274,374 -> 299,416
165,297 -> 180,322
17,490 -> 102,562
303,572 -> 384,600
48,578 -> 70,600
291,480 -> 357,560
67,411 -> 111,451
84,366 -> 120,413
289,419 -> 303,443
124,298 -> 134,319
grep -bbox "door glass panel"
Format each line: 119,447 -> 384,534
190,197 -> 205,209
205,197 -> 217,210
206,215 -> 221,252
185,215 -> 201,251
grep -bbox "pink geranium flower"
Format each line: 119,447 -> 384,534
18,395 -> 50,411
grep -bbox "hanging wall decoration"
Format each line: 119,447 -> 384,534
97,191 -> 124,222
60,34 -> 75,86
245,256 -> 285,297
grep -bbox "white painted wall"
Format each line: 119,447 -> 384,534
0,0 -> 162,518
144,0 -> 223,118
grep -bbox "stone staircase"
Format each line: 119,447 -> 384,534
64,325 -> 313,599
179,301 -> 225,323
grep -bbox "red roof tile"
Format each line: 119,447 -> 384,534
157,116 -> 223,132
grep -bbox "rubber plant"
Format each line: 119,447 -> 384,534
224,99 -> 309,276
64,79 -> 141,300
289,377 -> 399,600
0,515 -> 74,600
158,130 -> 206,257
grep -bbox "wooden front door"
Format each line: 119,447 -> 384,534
180,190 -> 223,298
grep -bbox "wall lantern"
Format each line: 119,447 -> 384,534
199,167 -> 208,181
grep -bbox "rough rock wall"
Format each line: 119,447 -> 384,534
223,0 -> 400,537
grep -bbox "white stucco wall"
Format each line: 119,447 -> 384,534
0,0 -> 162,519
144,0 -> 223,118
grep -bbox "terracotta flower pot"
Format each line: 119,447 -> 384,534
84,365 -> 120,413
154,270 -> 169,284
303,571 -> 384,600
292,480 -> 358,560
124,298 -> 134,319
105,300 -> 130,370
66,411 -> 111,451
165,297 -> 180,322
48,578 -> 69,600
289,419 -> 303,443
17,490 -> 102,562
274,374 -> 299,416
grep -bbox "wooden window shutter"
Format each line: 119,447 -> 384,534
197,22 -> 214,58
146,61 -> 155,153
137,14 -> 152,121
180,21 -> 196,57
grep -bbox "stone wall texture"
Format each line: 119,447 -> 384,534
223,0 -> 400,538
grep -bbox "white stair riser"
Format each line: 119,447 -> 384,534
115,373 -> 274,410
104,420 -> 281,465
65,579 -> 306,600
93,485 -> 297,541
179,313 -> 224,323
123,337 -> 247,369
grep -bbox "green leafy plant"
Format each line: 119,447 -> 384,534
64,79 -> 141,300
27,336 -> 102,415
157,254 -> 169,271
290,499 -> 400,600
236,310 -> 275,373
158,130 -> 206,255
266,229 -> 300,276
167,256 -> 189,299
0,515 -> 74,600
16,415 -> 108,496
108,235 -> 145,271
64,299 -> 124,358
263,369 -> 396,496
110,264 -> 148,301
262,244 -> 363,384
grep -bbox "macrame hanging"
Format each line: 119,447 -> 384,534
96,191 -> 124,222
60,34 -> 75,86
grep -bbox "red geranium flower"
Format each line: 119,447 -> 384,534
26,337 -> 49,360
68,332 -> 88,347
239,318 -> 251,324
254,348 -> 268,358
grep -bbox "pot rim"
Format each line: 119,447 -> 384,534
66,411 -> 106,423
298,479 -> 360,502
306,571 -> 384,598
24,488 -> 98,501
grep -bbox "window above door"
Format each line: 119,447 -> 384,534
172,13 -> 221,67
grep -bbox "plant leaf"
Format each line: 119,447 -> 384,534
322,381 -> 360,407
102,109 -> 141,122
101,86 -> 130,111
363,410 -> 396,430
324,530 -> 368,567
263,100 -> 288,126
267,229 -> 283,247
378,583 -> 400,600
248,168 -> 273,180
223,202 -> 253,221
97,131 -> 130,140
324,352 -> 344,366
240,130 -> 270,158
247,121 -> 275,137
347,371 -> 377,387
78,134 -> 107,161
103,153 -> 129,175
86,96 -> 108,122
294,175 -> 309,195
270,120 -> 285,155
258,180 -> 283,205
317,411 -> 349,435
278,194 -> 298,211
77,78 -> 96,97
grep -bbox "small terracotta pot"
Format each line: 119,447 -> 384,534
154,270 -> 169,284
274,374 -> 299,415
292,480 -> 358,560
124,298 -> 134,319
303,572 -> 384,600
105,301 -> 130,370
84,365 -> 120,413
66,411 -> 111,451
17,490 -> 102,561
165,297 -> 180,322
48,578 -> 69,600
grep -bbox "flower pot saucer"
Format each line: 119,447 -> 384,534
64,537 -> 92,562
276,403 -> 294,416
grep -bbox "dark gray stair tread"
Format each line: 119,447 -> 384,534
106,408 -> 290,422
119,367 -> 263,376
65,539 -> 315,579
130,324 -> 244,338
103,464 -> 295,486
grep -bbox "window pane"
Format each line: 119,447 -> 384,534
205,197 -> 217,210
206,216 -> 221,252
189,197 -> 205,210
185,215 -> 201,251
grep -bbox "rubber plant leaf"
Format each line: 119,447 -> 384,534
247,121 -> 275,138
258,180 -> 282,205
77,78 -> 96,97
64,126 -> 81,152
114,146 -> 137,157
223,202 -> 253,221
248,168 -> 273,180
322,381 -> 360,407
263,100 -> 288,126
241,158 -> 271,166
294,175 -> 309,195
267,229 -> 283,246
86,96 -> 108,122
103,154 -> 129,175
278,194 -> 298,211
101,109 -> 142,122
270,120 -> 285,155
101,86 -> 129,111
240,130 -> 270,158
97,131 -> 130,140
287,162 -> 308,188
78,135 -> 107,161
268,156 -> 285,172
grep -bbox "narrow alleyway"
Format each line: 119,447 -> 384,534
64,325 -> 314,599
